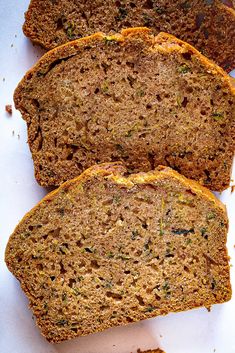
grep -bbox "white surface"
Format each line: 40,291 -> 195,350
0,1 -> 235,352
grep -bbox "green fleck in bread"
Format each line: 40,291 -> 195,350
14,28 -> 235,190
23,0 -> 235,72
5,163 -> 231,343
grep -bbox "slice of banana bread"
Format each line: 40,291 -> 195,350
14,28 -> 235,190
22,0 -> 235,72
5,163 -> 231,343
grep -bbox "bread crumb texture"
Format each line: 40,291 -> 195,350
23,0 -> 235,72
14,29 -> 235,190
5,163 -> 231,343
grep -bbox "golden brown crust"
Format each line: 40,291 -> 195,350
230,76 -> 235,88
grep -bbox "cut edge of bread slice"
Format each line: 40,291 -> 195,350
14,28 -> 235,191
5,163 -> 231,342
15,28 -> 235,102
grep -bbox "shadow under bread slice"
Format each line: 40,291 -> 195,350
5,163 -> 231,342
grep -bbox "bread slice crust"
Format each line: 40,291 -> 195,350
5,163 -> 231,342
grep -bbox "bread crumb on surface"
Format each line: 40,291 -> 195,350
5,105 -> 12,115
231,185 -> 235,193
